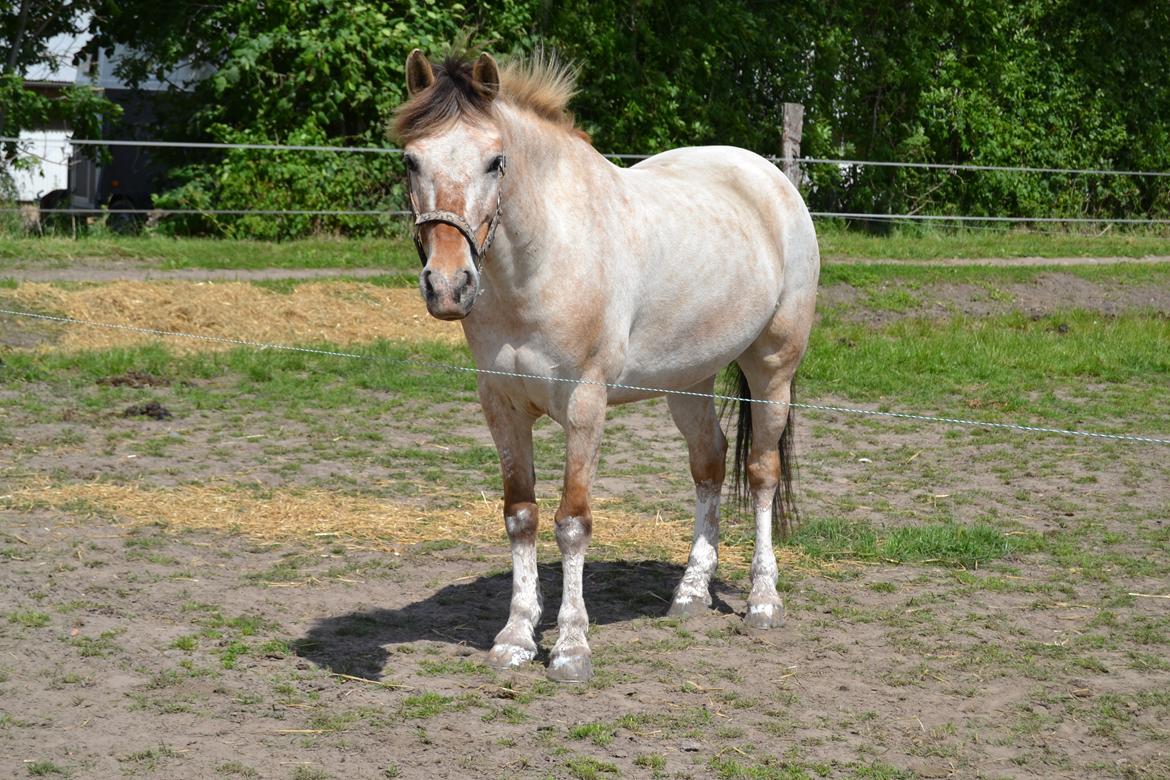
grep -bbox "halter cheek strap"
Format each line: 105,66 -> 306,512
408,156 -> 506,271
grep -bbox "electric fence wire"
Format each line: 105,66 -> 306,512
2,307 -> 1167,447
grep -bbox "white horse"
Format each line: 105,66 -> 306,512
395,49 -> 819,682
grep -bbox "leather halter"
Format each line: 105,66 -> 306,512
408,155 -> 506,271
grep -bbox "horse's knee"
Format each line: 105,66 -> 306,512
504,502 -> 538,543
554,512 -> 591,553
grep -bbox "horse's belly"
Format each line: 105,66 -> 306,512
613,300 -> 774,402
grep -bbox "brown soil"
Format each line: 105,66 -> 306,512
820,272 -> 1170,326
2,254 -> 1169,284
1,269 -> 1168,779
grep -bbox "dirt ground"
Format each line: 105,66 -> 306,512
1,266 -> 1169,779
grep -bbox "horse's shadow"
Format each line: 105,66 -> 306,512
294,560 -> 738,679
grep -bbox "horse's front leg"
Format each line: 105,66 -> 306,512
480,388 -> 543,670
548,384 -> 606,683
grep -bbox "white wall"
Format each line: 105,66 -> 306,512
8,132 -> 72,203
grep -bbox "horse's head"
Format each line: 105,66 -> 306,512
397,49 -> 506,321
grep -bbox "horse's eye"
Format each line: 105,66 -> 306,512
487,155 -> 505,175
404,154 -> 420,173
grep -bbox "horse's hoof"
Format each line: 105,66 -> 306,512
667,596 -> 711,618
547,650 -> 593,683
486,642 -> 536,669
743,601 -> 785,629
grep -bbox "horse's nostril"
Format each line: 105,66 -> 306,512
422,270 -> 435,298
452,270 -> 474,303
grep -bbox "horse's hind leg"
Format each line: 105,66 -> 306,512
737,318 -> 809,629
480,388 -> 543,669
666,378 -> 727,617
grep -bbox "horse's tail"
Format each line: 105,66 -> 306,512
724,363 -> 800,539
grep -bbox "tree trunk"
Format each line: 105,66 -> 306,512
1,0 -> 34,137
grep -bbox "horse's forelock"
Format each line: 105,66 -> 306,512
393,50 -> 587,144
393,55 -> 494,143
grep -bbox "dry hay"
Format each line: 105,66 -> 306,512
5,482 -> 808,571
7,281 -> 463,352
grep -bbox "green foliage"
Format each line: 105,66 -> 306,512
153,128 -> 407,240
74,2 -> 1170,236
90,0 -> 536,238
1,1 -> 120,160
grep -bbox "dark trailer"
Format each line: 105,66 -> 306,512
64,45 -> 205,233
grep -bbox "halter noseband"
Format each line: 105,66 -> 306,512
408,155 -> 506,271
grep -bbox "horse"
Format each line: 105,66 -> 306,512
393,48 -> 820,683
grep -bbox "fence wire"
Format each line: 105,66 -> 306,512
5,136 -> 1170,178
2,307 -> 1167,447
6,136 -> 1170,227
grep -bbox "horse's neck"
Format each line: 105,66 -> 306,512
492,104 -> 617,276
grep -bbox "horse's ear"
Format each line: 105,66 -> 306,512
405,49 -> 435,96
472,52 -> 501,100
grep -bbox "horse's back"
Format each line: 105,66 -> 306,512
604,146 -> 819,396
624,146 -> 817,287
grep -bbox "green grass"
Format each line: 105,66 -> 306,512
399,692 -> 465,720
0,235 -> 418,271
8,610 -> 51,628
569,721 -> 616,747
3,307 -> 1166,438
1,227 -> 1167,275
786,518 -> 1032,567
0,339 -> 476,403
803,309 -> 1170,430
819,259 -> 1170,287
817,222 -> 1170,260
564,756 -> 620,779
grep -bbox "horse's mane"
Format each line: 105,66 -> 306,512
393,48 -> 586,143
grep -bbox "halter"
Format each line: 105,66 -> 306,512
407,155 -> 506,271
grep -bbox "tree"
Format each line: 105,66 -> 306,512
74,1 -> 1170,236
86,0 -> 535,237
1,0 -> 117,161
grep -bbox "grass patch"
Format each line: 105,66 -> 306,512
8,610 -> 51,628
68,629 -> 124,658
786,518 -> 1030,567
0,339 -> 477,409
399,692 -> 466,720
803,309 -> 1170,430
3,229 -> 1167,272
820,259 -> 1170,288
0,236 -> 418,272
569,721 -> 616,747
564,756 -> 620,779
817,222 -> 1170,260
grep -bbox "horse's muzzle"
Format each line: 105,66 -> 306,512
421,266 -> 478,320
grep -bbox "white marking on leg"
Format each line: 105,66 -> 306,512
553,517 -> 589,653
490,507 -> 541,666
505,508 -> 541,627
672,484 -> 720,608
749,503 -> 782,608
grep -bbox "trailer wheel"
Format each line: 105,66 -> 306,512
38,190 -> 74,235
107,196 -> 146,235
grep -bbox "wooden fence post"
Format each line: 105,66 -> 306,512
781,102 -> 804,187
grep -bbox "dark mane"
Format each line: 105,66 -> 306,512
393,49 -> 584,143
393,55 -> 494,143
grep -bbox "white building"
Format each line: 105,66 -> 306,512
8,31 -> 89,203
